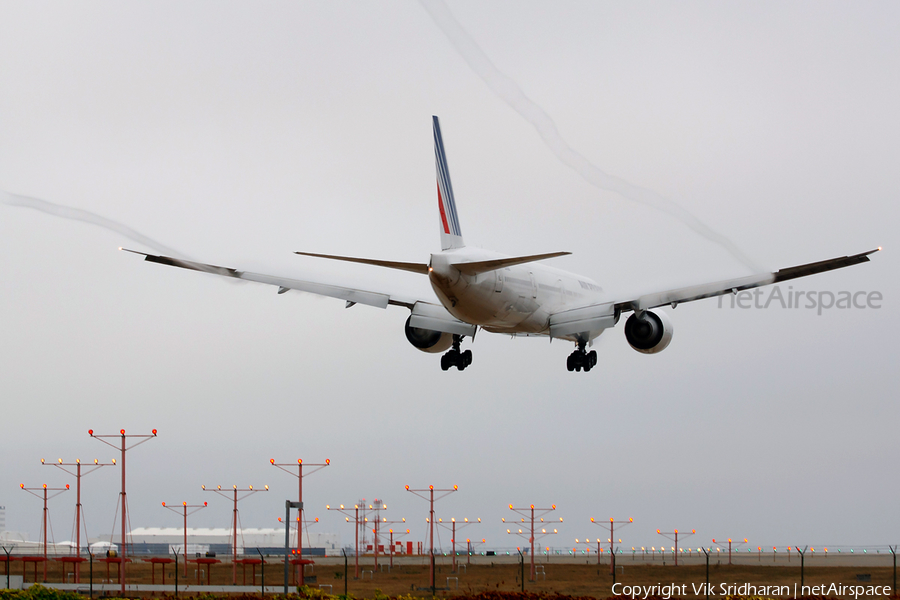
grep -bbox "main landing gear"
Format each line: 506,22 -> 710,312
566,340 -> 597,372
441,335 -> 473,371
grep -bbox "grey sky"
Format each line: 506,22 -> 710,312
1,1 -> 897,552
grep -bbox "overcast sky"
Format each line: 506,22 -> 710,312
1,1 -> 897,553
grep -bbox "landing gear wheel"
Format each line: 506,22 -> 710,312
440,336 -> 473,371
566,341 -> 596,373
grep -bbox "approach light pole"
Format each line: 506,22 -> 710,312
504,504 -> 561,582
656,528 -> 695,566
88,428 -> 157,596
436,517 -> 480,573
326,503 -> 364,579
406,485 -> 458,595
19,483 -> 69,581
203,484 -> 268,585
382,524 -> 410,569
591,517 -> 633,573
42,458 -> 115,582
711,537 -> 747,565
278,513 -> 320,586
269,458 -> 330,586
162,501 -> 208,576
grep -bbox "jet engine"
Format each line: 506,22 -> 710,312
624,309 -> 673,354
404,316 -> 454,353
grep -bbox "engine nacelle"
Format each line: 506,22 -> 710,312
404,316 -> 454,353
624,309 -> 674,354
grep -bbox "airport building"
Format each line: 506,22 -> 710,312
125,527 -> 341,556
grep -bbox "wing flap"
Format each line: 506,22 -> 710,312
408,301 -> 477,336
549,303 -> 618,338
241,272 -> 391,309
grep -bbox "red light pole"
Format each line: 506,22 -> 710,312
326,503 -> 364,579
504,504 -> 561,582
203,484 -> 268,585
42,457 -> 115,582
711,538 -> 748,565
591,517 -> 633,573
19,483 -> 69,581
162,501 -> 208,576
277,514 -> 320,585
406,485 -> 458,595
436,517 -> 480,573
363,500 -> 388,573
381,523 -> 409,569
88,428 -> 156,595
269,458 -> 330,586
656,528 -> 695,566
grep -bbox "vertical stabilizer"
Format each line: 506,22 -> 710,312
433,116 -> 465,250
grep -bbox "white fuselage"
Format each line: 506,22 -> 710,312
428,247 -> 607,335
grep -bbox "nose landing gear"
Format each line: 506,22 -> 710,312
566,340 -> 597,372
441,335 -> 473,371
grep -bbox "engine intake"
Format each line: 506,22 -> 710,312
624,309 -> 673,354
404,316 -> 454,353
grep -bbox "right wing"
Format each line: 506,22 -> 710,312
616,248 -> 881,313
121,249 -> 424,310
549,248 -> 880,339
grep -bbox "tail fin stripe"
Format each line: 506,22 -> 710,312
433,118 -> 462,237
437,183 -> 451,234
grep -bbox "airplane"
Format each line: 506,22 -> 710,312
123,116 -> 879,372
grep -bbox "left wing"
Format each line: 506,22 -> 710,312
121,249 -> 424,309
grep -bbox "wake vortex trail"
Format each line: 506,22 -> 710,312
419,0 -> 760,272
2,190 -> 187,259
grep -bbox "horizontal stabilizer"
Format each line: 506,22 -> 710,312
295,251 -> 429,275
454,251 -> 571,275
